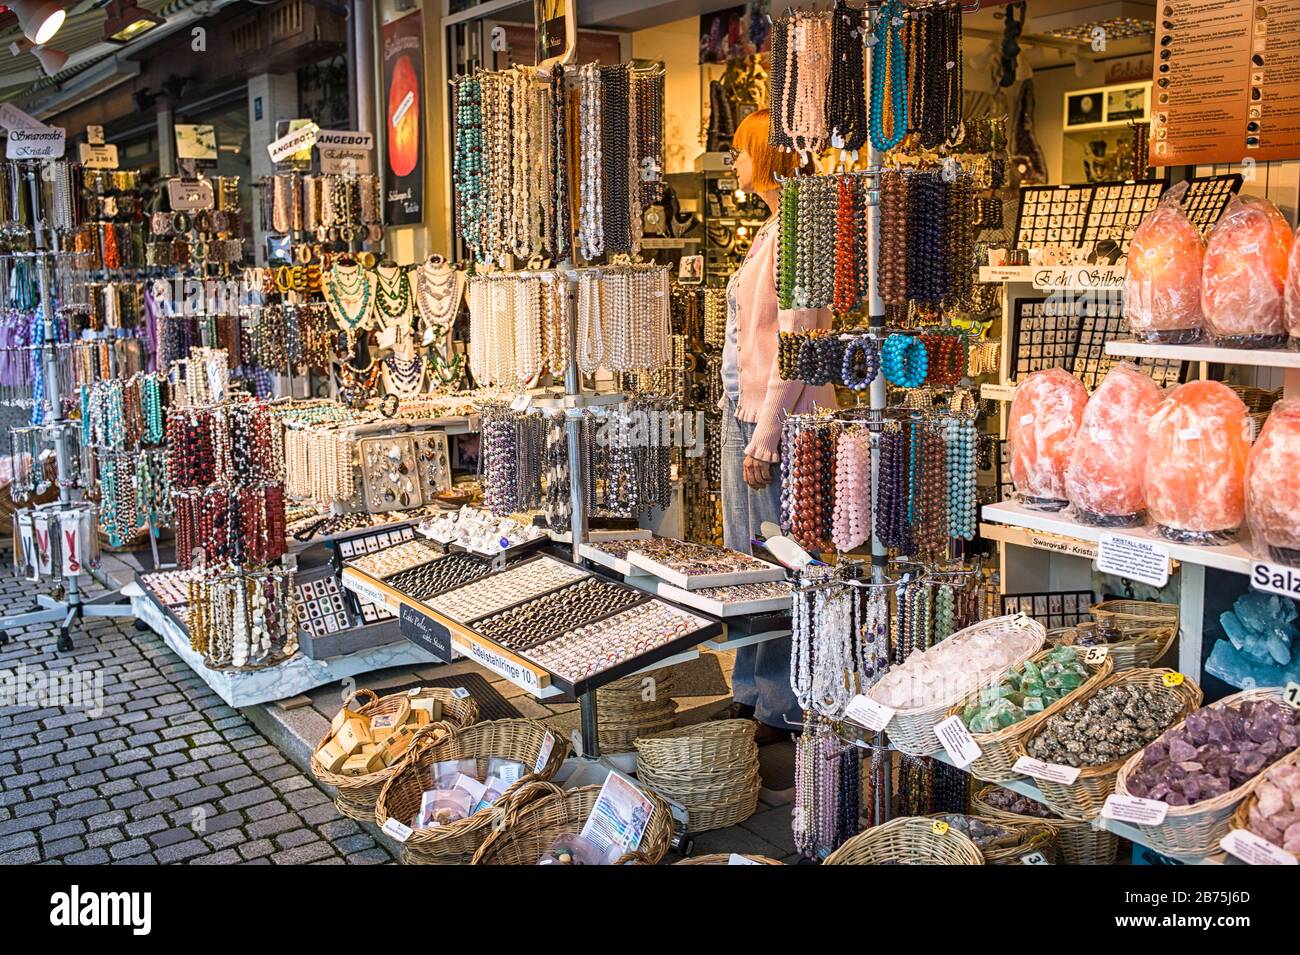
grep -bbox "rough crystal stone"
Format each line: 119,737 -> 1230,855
1125,186 -> 1206,338
1202,196 -> 1293,340
1065,363 -> 1165,520
1143,380 -> 1251,536
1247,400 -> 1300,553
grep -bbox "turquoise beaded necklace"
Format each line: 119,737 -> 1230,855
869,0 -> 908,152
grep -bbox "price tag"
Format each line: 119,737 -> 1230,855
843,694 -> 895,732
1097,533 -> 1170,588
510,394 -> 533,411
1101,793 -> 1169,826
534,731 -> 556,773
452,686 -> 471,699
1177,427 -> 1202,441
1012,755 -> 1082,785
1220,828 -> 1298,865
1162,672 -> 1185,688
78,143 -> 118,169
931,820 -> 949,835
86,125 -> 105,145
381,817 -> 413,842
727,853 -> 761,865
6,126 -> 65,159
267,120 -> 320,163
1020,851 -> 1050,865
1084,645 -> 1109,666
1019,414 -> 1034,426
570,729 -> 584,759
1283,682 -> 1300,708
934,715 -> 982,768
399,603 -> 452,663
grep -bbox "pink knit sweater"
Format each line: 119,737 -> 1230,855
729,220 -> 837,463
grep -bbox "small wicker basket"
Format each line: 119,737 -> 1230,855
927,812 -> 1059,865
1227,747 -> 1300,860
374,718 -> 567,865
471,781 -> 674,865
822,816 -> 984,865
1080,600 -> 1180,670
1115,687 -> 1291,860
869,614 -> 1046,756
948,648 -> 1113,784
310,687 -> 480,821
972,784 -> 1118,865
635,720 -> 761,832
1012,668 -> 1203,822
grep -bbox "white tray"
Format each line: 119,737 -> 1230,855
579,542 -> 655,578
624,551 -> 786,590
653,580 -> 791,617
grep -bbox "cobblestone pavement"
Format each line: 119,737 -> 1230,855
0,569 -> 395,865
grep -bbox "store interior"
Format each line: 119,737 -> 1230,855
0,0 -> 1299,866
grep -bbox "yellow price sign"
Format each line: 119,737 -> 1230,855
932,820 -> 950,836
1162,672 -> 1185,688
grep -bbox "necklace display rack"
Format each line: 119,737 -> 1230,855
0,162 -> 135,652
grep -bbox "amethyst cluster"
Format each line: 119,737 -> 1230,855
1124,699 -> 1300,806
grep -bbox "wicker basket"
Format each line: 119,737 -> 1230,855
823,816 -> 984,865
1081,600 -> 1180,670
674,853 -> 784,865
1230,384 -> 1281,436
596,668 -> 679,754
868,614 -> 1046,756
1227,747 -> 1300,859
928,811 -> 1059,865
972,785 -> 1118,865
471,781 -> 674,865
311,687 -> 480,821
1013,668 -> 1203,822
374,718 -> 567,865
948,648 -> 1113,784
635,720 -> 761,832
1115,687 -> 1290,860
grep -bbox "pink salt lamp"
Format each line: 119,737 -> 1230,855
1285,230 -> 1300,342
1124,187 -> 1205,343
1065,363 -> 1164,526
1144,380 -> 1252,543
1008,368 -> 1088,510
1202,196 -> 1293,346
1247,399 -> 1300,562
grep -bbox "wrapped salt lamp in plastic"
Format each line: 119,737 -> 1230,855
1285,230 -> 1300,342
1144,381 -> 1252,544
1202,196 -> 1293,347
1247,400 -> 1300,564
1008,368 -> 1088,511
1065,363 -> 1164,526
1124,182 -> 1205,343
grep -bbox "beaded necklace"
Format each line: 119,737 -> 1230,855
324,262 -> 376,330
869,0 -> 908,151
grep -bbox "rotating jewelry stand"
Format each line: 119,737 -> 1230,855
0,163 -> 134,652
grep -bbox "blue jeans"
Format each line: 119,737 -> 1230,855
720,399 -> 799,731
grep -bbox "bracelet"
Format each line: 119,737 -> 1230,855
881,333 -> 928,388
840,336 -> 879,391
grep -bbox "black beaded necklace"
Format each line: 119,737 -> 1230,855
600,65 -> 632,255
826,0 -> 867,152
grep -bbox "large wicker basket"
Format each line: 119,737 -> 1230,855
374,718 -> 567,865
1227,747 -> 1300,861
597,667 -> 679,753
673,853 -> 785,865
311,687 -> 480,821
972,784 -> 1118,865
948,648 -> 1113,784
1082,599 -> 1180,670
635,720 -> 761,832
471,781 -> 674,865
928,812 -> 1060,865
823,816 -> 984,865
1012,668 -> 1203,821
869,614 -> 1046,756
1115,687 -> 1290,860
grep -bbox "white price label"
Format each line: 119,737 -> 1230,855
727,853 -> 761,865
533,731 -> 556,773
843,694 -> 895,732
934,715 -> 982,768
78,143 -> 119,169
1097,533 -> 1170,588
1084,645 -> 1109,666
315,130 -> 374,150
1220,828 -> 1297,865
510,394 -> 533,411
1012,755 -> 1082,785
1177,427 -> 1202,441
1101,793 -> 1169,826
381,817 -> 413,842
1251,561 -> 1300,601
1019,414 -> 1034,426
1282,682 -> 1300,708
452,686 -> 471,699
1020,851 -> 1050,865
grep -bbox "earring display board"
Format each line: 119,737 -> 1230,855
1013,179 -> 1165,259
1178,173 -> 1243,235
293,563 -> 407,660
1001,590 -> 1095,630
1010,298 -> 1081,379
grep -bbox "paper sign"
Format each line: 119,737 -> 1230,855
1012,755 -> 1082,785
452,686 -> 471,699
86,125 -> 104,145
533,731 -> 556,773
6,126 -> 65,159
727,853 -> 760,865
79,143 -> 118,169
1084,645 -> 1109,666
934,715 -> 982,768
267,121 -> 320,163
316,130 -> 375,150
174,124 -> 218,162
167,178 -> 214,212
510,394 -> 533,411
1101,793 -> 1169,826
1220,828 -> 1297,866
843,694 -> 895,732
0,102 -> 45,130
1097,533 -> 1170,588
398,603 -> 451,663
1250,561 -> 1300,601
381,817 -> 413,842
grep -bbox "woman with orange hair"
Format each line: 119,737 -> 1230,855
719,109 -> 836,738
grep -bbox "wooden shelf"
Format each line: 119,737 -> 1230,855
1105,338 -> 1300,370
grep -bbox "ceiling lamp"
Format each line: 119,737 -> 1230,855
103,0 -> 165,44
12,0 -> 66,46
